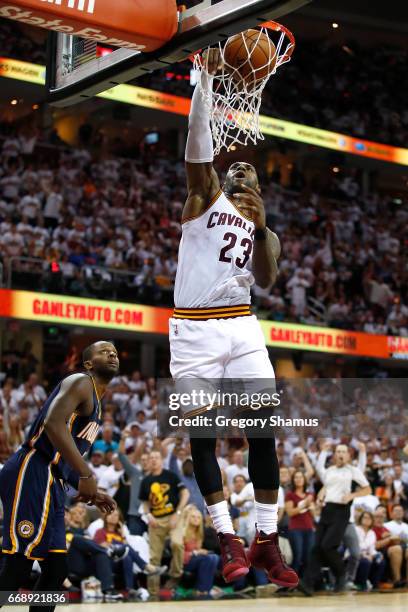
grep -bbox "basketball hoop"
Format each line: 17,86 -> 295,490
192,21 -> 295,155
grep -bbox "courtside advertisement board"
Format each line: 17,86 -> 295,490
0,289 -> 406,360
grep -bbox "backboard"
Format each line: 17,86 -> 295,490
46,0 -> 311,107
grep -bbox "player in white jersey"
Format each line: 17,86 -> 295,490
169,49 -> 298,590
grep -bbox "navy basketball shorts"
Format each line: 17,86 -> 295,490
0,448 -> 66,560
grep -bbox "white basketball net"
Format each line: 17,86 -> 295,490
193,22 -> 295,155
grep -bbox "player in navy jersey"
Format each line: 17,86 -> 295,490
0,341 -> 119,609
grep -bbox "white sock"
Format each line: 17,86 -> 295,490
255,501 -> 278,534
207,500 -> 234,534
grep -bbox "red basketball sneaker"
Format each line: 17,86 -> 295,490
217,533 -> 250,583
248,531 -> 299,588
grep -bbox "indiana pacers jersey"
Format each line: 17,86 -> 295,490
0,373 -> 102,560
174,189 -> 255,310
22,373 -> 102,481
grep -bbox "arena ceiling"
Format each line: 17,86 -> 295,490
298,0 -> 408,34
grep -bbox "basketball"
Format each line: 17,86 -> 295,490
223,29 -> 277,88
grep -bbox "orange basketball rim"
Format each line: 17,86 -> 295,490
0,0 -> 178,51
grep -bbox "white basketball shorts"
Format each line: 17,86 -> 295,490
169,314 -> 274,380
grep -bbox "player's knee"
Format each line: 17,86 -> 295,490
247,435 -> 276,455
190,436 -> 217,460
189,437 -> 222,495
0,553 -> 33,588
247,435 -> 279,489
39,553 -> 68,588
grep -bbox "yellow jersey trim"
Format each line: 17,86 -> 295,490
9,448 -> 36,553
181,188 -> 222,225
25,467 -> 54,558
48,549 -> 68,553
89,375 -> 102,419
173,304 -> 251,320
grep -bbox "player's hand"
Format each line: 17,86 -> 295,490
202,47 -> 223,75
341,493 -> 353,504
234,184 -> 266,229
76,474 -> 98,503
93,492 -> 117,514
269,231 -> 281,259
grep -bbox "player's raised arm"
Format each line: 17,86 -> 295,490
183,48 -> 221,221
44,373 -> 97,500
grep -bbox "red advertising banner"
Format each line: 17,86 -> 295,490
0,289 -> 407,360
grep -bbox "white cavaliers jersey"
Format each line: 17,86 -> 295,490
174,189 -> 255,308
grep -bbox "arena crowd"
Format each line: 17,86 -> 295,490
1,19 -> 407,146
0,369 -> 407,600
0,131 -> 406,336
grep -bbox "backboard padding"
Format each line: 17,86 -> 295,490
46,0 -> 311,106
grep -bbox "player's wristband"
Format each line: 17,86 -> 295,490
254,227 -> 267,240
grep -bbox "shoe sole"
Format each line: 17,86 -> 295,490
223,566 -> 250,583
267,575 -> 299,589
249,561 -> 299,589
